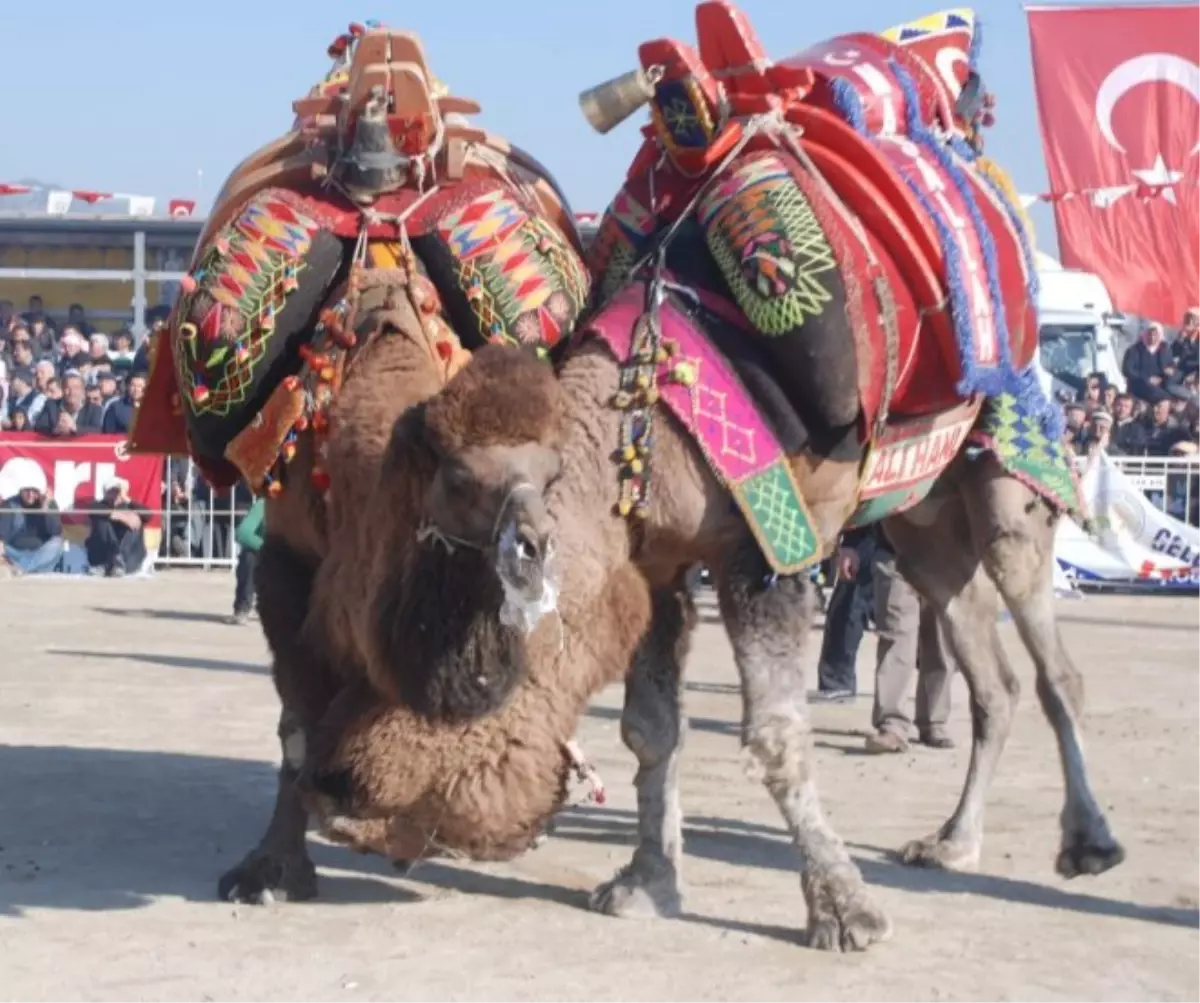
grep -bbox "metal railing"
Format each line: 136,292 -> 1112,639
143,452 -> 1199,575
152,456 -> 248,571
1102,454 -> 1198,527
8,447 -> 1192,576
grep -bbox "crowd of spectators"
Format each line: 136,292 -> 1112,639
0,296 -> 149,437
1061,309 -> 1200,461
3,293 -> 1199,580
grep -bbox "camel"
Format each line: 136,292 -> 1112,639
126,22 -> 633,900
298,2 -> 1126,950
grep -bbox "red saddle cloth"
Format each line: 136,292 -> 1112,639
597,0 -> 1038,429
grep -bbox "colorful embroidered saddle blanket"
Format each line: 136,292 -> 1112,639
130,22 -> 590,492
586,281 -> 821,573
585,2 -> 1045,434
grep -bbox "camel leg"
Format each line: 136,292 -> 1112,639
217,708 -> 318,904
590,583 -> 693,919
884,485 -> 1017,871
715,536 -> 891,952
217,537 -> 330,903
962,458 -> 1125,878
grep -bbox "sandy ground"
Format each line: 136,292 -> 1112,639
0,571 -> 1196,1002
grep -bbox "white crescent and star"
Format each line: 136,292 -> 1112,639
1092,51 -> 1199,206
1094,51 -> 1200,155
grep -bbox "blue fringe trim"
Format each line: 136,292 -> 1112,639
973,167 -> 1041,310
1012,363 -> 1065,442
949,134 -> 979,163
829,76 -> 868,136
890,58 -> 1013,398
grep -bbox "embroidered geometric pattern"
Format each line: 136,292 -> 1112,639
438,188 -> 589,348
174,192 -> 320,418
732,462 -> 817,569
651,77 -> 717,151
589,186 -> 657,305
698,152 -> 838,336
695,380 -> 758,465
970,390 -> 1083,516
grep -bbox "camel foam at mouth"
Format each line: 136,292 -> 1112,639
497,526 -> 560,634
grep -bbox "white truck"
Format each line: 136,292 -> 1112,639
1032,252 -> 1131,401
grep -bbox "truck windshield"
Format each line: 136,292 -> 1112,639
1039,324 -> 1099,391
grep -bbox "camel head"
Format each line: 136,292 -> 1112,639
410,343 -> 566,631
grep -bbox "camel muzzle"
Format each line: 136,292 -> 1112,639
494,492 -> 559,635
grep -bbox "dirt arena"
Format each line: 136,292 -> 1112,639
0,571 -> 1196,1002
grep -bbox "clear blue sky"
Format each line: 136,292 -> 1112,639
0,0 -> 1059,247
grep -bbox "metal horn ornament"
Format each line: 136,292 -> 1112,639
578,65 -> 665,134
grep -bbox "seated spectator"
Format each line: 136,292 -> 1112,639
86,332 -> 111,368
85,477 -> 149,577
1123,322 -> 1190,403
8,330 -> 35,374
1174,308 -> 1199,382
97,370 -> 119,404
1079,373 -> 1106,415
7,407 -> 30,432
22,296 -> 58,356
0,467 -> 64,577
57,328 -> 90,373
6,366 -> 39,420
36,372 -> 105,436
1064,402 -> 1089,455
1110,393 -> 1147,455
1143,398 -> 1189,456
84,381 -> 105,411
1079,407 -> 1113,457
102,373 -> 145,434
1102,383 -> 1119,414
109,329 -> 137,375
66,303 -> 93,338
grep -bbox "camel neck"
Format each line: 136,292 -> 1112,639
545,344 -> 633,618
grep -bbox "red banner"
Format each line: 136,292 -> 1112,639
1027,3 -> 1200,326
0,434 -> 164,529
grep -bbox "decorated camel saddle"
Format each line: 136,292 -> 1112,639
129,21 -> 590,493
578,3 -> 1080,572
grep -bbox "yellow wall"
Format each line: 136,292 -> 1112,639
0,245 -> 161,329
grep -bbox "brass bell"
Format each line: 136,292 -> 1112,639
578,65 -> 664,134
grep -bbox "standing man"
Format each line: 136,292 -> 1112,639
814,525 -> 878,700
230,497 -> 265,624
833,526 -> 956,753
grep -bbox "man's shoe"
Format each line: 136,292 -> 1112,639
918,731 -> 956,750
811,688 -> 855,703
865,730 -> 908,753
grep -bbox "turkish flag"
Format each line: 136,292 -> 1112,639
1027,4 -> 1199,326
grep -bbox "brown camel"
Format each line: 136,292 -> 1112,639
118,22 -> 626,901
208,6 -> 1123,950
301,302 -> 1126,950
289,2 -> 1126,948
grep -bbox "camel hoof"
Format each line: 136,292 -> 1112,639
1056,837 -> 1126,879
803,874 -> 892,952
217,849 -> 317,905
899,834 -> 981,872
589,859 -> 682,919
